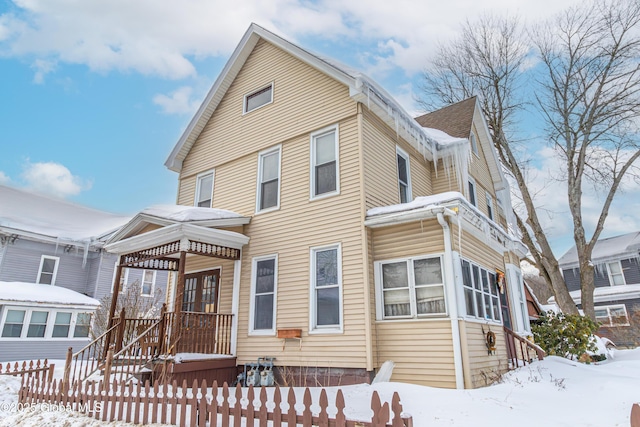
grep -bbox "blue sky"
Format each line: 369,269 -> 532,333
3,0 -> 638,257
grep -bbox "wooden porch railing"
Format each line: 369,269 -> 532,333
503,326 -> 545,368
162,311 -> 233,355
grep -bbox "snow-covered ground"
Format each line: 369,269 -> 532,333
1,349 -> 639,426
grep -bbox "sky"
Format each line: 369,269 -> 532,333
1,0 -> 638,257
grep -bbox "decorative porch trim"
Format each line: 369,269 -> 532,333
187,241 -> 241,260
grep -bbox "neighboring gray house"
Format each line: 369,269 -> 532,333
0,184 -> 169,361
558,231 -> 640,347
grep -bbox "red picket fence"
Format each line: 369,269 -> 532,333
19,376 -> 413,427
0,359 -> 55,383
631,403 -> 640,427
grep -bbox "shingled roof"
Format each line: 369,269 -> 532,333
414,97 -> 477,138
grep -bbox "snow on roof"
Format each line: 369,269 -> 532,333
367,192 -> 464,217
0,282 -> 100,307
0,184 -> 130,244
558,231 -> 640,267
141,205 -> 245,222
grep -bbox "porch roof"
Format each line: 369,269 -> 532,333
103,222 -> 250,256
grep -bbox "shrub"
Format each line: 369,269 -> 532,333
532,312 -> 599,360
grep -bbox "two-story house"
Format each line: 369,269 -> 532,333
559,231 -> 640,347
0,184 -> 169,361
102,24 -> 532,389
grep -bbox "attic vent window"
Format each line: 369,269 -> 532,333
244,83 -> 273,114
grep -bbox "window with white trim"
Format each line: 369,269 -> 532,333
460,259 -> 501,321
0,308 -> 92,339
195,170 -> 214,208
112,264 -> 130,293
607,261 -> 626,286
486,192 -> 494,221
470,132 -> 479,155
37,255 -> 59,285
396,146 -> 412,204
310,244 -> 342,331
468,177 -> 477,207
257,146 -> 281,212
1,309 -> 25,337
377,256 -> 446,319
311,126 -> 339,199
141,270 -> 156,296
595,304 -> 629,327
250,255 -> 278,334
244,83 -> 273,114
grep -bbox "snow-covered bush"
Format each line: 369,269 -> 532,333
532,312 -> 599,360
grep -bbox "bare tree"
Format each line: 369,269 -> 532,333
533,0 -> 640,319
417,14 -> 580,314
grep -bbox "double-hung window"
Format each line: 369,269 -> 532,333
52,312 -> 72,338
377,256 -> 446,319
1,309 -> 25,337
396,146 -> 412,203
310,244 -> 342,331
460,259 -> 501,321
250,255 -> 278,334
37,255 -> 59,285
256,146 -> 281,212
469,132 -> 479,155
244,83 -> 273,114
607,262 -> 626,286
311,126 -> 339,199
195,170 -> 214,208
27,311 -> 48,338
468,177 -> 477,207
486,192 -> 494,221
141,270 -> 156,296
74,313 -> 92,338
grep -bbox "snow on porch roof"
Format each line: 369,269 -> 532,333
0,184 -> 130,245
558,231 -> 640,267
0,281 -> 100,308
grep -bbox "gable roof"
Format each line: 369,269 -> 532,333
164,23 -> 468,173
414,97 -> 477,138
558,231 -> 640,268
0,184 -> 130,247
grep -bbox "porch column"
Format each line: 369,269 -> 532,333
105,256 -> 124,359
230,255 -> 242,356
173,250 -> 186,354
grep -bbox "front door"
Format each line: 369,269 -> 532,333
182,269 -> 220,313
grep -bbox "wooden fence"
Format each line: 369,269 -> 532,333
19,376 -> 413,427
632,403 -> 640,427
0,359 -> 54,383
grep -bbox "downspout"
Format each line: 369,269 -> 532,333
437,210 -> 465,389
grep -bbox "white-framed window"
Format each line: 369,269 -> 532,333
310,244 -> 342,332
469,131 -> 479,155
607,261 -> 626,286
112,264 -> 130,293
195,169 -> 215,208
249,254 -> 278,335
375,256 -> 446,320
396,146 -> 412,204
0,308 -> 92,339
37,255 -> 59,285
595,304 -> 630,327
1,309 -> 25,338
467,177 -> 477,207
256,145 -> 281,213
310,125 -> 340,199
460,259 -> 501,322
52,312 -> 72,338
141,270 -> 156,296
486,192 -> 494,221
243,83 -> 273,114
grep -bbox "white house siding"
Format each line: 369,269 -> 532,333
0,335 -> 90,362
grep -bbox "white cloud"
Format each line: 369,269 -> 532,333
31,58 -> 56,84
153,86 -> 200,115
0,0 -> 582,82
21,162 -> 91,198
0,171 -> 10,184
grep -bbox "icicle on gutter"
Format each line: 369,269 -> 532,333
433,139 -> 471,195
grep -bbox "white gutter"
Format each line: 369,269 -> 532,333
437,209 -> 465,390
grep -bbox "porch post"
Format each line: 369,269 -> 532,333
230,254 -> 242,356
173,250 -> 186,355
104,256 -> 124,358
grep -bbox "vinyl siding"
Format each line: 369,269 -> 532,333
623,258 -> 640,284
563,268 -> 581,293
375,320 -> 456,388
451,225 -> 504,270
176,39 -> 367,369
460,321 -> 508,388
0,338 -> 90,362
361,108 -> 433,210
371,221 -> 445,261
